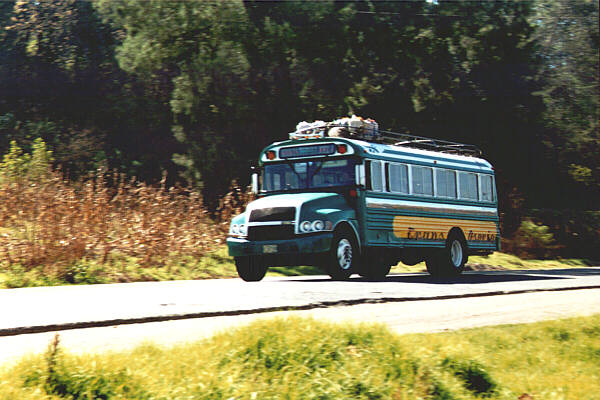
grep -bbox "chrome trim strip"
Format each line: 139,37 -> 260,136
366,197 -> 498,217
247,221 -> 295,227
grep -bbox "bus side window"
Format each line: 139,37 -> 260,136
459,172 -> 478,200
480,174 -> 494,202
369,160 -> 384,192
411,165 -> 433,196
436,169 -> 457,198
389,163 -> 409,194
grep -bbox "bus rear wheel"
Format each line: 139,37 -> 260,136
426,233 -> 468,277
358,250 -> 392,279
235,256 -> 268,282
323,228 -> 358,280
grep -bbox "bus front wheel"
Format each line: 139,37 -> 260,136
323,228 -> 358,280
235,256 -> 268,282
426,233 -> 468,277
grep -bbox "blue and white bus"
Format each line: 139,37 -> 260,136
227,124 -> 500,281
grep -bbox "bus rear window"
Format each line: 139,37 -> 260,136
480,174 -> 495,202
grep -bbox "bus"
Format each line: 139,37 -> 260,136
227,123 -> 500,281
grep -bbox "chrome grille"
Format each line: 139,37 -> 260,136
247,225 -> 295,241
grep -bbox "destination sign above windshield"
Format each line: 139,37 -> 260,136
279,144 -> 336,159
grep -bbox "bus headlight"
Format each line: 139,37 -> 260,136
311,220 -> 325,231
300,220 -> 326,233
230,224 -> 239,235
238,224 -> 247,236
300,220 -> 312,233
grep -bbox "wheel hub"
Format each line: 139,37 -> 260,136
450,240 -> 463,267
337,238 -> 353,270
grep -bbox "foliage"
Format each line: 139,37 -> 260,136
0,140 -> 229,273
0,138 -> 53,183
0,0 -> 178,182
94,0 -> 545,210
507,220 -> 558,259
0,0 -> 598,257
533,0 -> 600,207
1,315 -> 599,399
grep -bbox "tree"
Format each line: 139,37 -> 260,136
96,0 -> 251,207
1,0 -> 177,181
534,0 -> 599,208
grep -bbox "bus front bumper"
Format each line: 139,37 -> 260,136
227,232 -> 333,258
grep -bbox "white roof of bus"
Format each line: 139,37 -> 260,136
268,137 -> 494,172
347,138 -> 494,171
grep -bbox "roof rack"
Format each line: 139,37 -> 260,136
289,122 -> 482,157
378,129 -> 482,157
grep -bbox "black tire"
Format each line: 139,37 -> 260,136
235,256 -> 268,282
358,250 -> 392,279
425,232 -> 468,277
323,227 -> 359,280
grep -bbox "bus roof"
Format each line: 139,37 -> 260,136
261,138 -> 494,174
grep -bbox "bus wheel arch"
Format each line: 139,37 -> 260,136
332,221 -> 361,253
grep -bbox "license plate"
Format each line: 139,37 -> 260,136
263,244 -> 277,254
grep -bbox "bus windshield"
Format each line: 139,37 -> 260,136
262,159 -> 355,192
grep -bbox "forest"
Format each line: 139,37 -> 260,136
0,0 -> 598,260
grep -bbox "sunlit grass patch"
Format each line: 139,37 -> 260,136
467,251 -> 597,270
0,247 -> 241,288
1,315 -> 598,399
391,251 -> 599,274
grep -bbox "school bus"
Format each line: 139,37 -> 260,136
227,124 -> 499,281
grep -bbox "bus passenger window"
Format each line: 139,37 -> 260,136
459,172 -> 478,200
389,164 -> 409,194
370,161 -> 383,191
480,175 -> 495,202
436,169 -> 457,198
411,166 -> 433,196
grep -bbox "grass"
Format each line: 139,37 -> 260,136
0,315 -> 598,399
467,252 -> 596,270
1,248 -> 597,288
391,251 -> 599,274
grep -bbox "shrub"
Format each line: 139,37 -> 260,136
0,139 -> 248,272
0,138 -> 53,184
509,219 -> 559,259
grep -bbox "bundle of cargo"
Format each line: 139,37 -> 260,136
328,115 -> 379,141
290,115 -> 380,141
289,120 -> 328,140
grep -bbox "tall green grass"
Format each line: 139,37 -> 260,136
1,315 -> 598,399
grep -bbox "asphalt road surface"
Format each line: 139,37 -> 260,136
1,268 -> 599,365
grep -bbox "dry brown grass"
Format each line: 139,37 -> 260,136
0,169 -> 252,271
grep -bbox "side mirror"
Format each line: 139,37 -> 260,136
251,173 -> 259,195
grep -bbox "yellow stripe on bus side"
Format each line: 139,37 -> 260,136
393,216 -> 498,241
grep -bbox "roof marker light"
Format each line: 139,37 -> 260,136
337,144 -> 348,154
266,150 -> 276,160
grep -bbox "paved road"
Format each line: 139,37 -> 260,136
1,288 -> 599,366
2,268 -> 599,336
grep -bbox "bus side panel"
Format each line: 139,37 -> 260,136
364,194 -> 499,251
